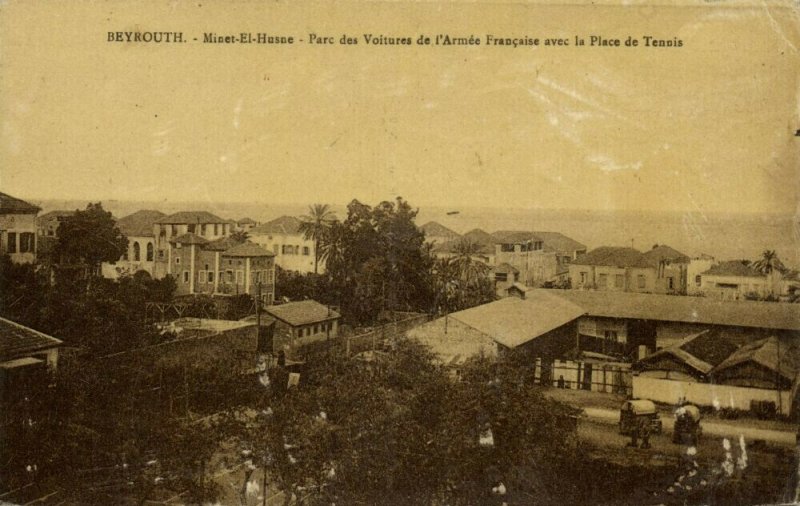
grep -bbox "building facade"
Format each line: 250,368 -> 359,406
153,211 -> 233,279
102,210 -> 165,279
569,245 -> 688,294
0,193 -> 40,264
249,215 -> 320,274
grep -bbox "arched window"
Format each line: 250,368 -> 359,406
146,242 -> 154,262
133,242 -> 141,261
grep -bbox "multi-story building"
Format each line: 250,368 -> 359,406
699,260 -> 782,300
168,233 -> 276,303
569,245 -> 688,294
0,192 -> 40,264
36,210 -> 74,239
101,210 -> 165,279
686,254 -> 716,295
493,232 -> 560,287
152,211 -> 233,279
249,216 -> 320,274
236,217 -> 258,233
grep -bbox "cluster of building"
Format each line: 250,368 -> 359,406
408,288 -> 800,417
422,220 -> 799,301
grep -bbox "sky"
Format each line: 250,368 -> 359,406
1,0 -> 798,214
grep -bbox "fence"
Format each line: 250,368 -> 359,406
632,375 -> 793,416
533,358 -> 633,395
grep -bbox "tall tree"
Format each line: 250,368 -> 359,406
752,250 -> 785,275
54,203 -> 127,278
299,204 -> 335,274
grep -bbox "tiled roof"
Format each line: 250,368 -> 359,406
116,210 -> 165,237
494,262 -> 519,274
492,230 -> 544,244
251,215 -> 302,235
421,221 -> 460,239
535,289 -> 800,331
205,236 -> 242,252
642,245 -> 690,264
0,192 -> 40,214
434,228 -> 495,254
702,260 -> 763,278
534,232 -> 587,255
170,233 -> 209,245
222,241 -> 274,257
0,317 -> 62,362
449,290 -> 585,349
711,336 -> 799,383
572,247 -> 651,268
265,300 -> 340,326
155,211 -> 227,224
237,217 -> 257,225
37,210 -> 74,222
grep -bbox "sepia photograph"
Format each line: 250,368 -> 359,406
1,0 -> 799,504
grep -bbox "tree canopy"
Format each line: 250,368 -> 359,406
53,202 -> 128,275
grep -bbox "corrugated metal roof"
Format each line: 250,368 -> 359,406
0,192 -> 40,214
449,291 -> 585,348
712,336 -> 799,382
265,300 -> 340,326
0,317 -> 62,362
535,289 -> 800,331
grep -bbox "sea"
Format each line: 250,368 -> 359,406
32,199 -> 800,269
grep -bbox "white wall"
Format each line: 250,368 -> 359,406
632,375 -> 792,415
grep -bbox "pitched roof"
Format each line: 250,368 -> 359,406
205,236 -> 242,251
155,211 -> 227,224
251,215 -> 302,235
37,210 -> 74,222
265,300 -> 340,326
170,232 -> 209,245
702,260 -> 763,278
420,221 -> 460,239
636,329 -> 738,375
494,262 -> 519,274
434,228 -> 495,254
641,244 -> 689,264
535,289 -> 800,332
534,231 -> 587,255
572,247 -> 651,268
0,192 -> 40,214
237,217 -> 256,225
492,230 -> 543,244
712,336 -> 799,383
0,317 -> 62,362
222,241 -> 274,257
449,291 -> 586,349
116,210 -> 165,237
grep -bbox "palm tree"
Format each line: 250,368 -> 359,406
451,238 -> 490,285
752,250 -> 785,275
299,204 -> 336,274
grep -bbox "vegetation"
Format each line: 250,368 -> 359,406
52,202 -> 128,277
299,203 -> 336,274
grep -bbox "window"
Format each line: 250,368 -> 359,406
236,270 -> 244,285
667,277 -> 674,290
188,224 -> 196,233
500,243 -> 514,252
201,224 -> 207,236
175,257 -> 180,264
171,225 -> 177,236
269,268 -> 275,284
598,274 -> 608,288
214,224 -> 219,235
19,233 -> 34,253
495,272 -> 508,282
615,274 -> 624,288
133,242 -> 141,261
637,275 -> 646,289
604,330 -> 618,341
146,243 -> 154,261
183,271 -> 189,283
303,246 -> 310,256
695,275 -> 702,286
580,272 -> 587,284
273,244 -> 279,255
227,270 -> 234,283
282,245 -> 291,255
158,249 -> 165,259
208,271 -> 214,283
7,232 -> 16,253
